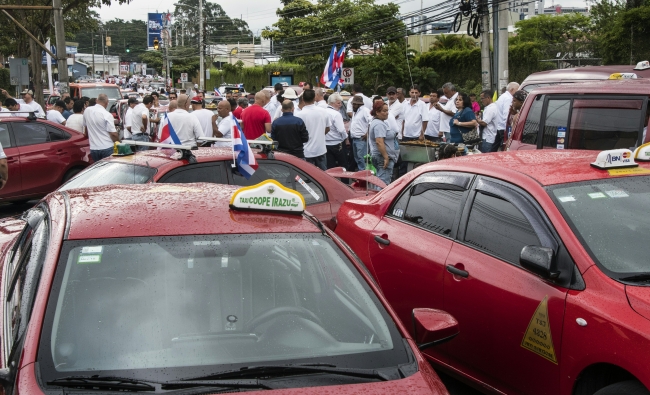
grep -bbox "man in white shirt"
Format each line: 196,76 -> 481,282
477,89 -> 499,153
349,95 -> 372,170
425,89 -> 443,141
325,93 -> 348,170
269,83 -> 283,108
315,88 -> 328,108
83,94 -> 119,162
401,85 -> 428,142
263,90 -> 278,119
214,100 -> 234,147
2,99 -> 25,118
190,96 -> 217,138
495,82 -> 519,150
130,95 -> 153,149
123,97 -> 138,139
386,86 -> 403,139
46,100 -> 66,125
165,94 -> 203,146
296,89 -> 331,170
65,100 -> 86,133
433,82 -> 458,142
0,89 -> 44,117
346,84 -> 373,117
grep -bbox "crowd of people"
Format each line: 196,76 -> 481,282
0,79 -> 530,186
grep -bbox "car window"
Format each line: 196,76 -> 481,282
12,122 -> 49,146
0,124 -> 13,148
464,192 -> 541,265
522,95 -> 544,145
47,126 -> 69,141
541,99 -> 571,148
159,163 -> 224,184
59,162 -> 156,191
567,99 -> 641,150
232,162 -> 326,205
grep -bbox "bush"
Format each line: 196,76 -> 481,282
207,63 -> 311,91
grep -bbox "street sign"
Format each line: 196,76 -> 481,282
9,58 -> 29,86
181,73 -> 188,82
342,67 -> 354,85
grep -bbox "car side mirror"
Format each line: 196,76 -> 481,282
412,308 -> 459,351
520,245 -> 559,280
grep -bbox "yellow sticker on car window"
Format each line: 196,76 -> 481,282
607,167 -> 650,176
521,296 -> 558,364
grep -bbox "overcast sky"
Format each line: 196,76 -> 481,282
92,0 -> 591,34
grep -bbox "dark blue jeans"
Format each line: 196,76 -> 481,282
306,154 -> 327,171
90,147 -> 114,162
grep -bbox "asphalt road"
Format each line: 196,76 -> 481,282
0,200 -> 484,395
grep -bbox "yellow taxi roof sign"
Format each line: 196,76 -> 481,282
591,149 -> 638,169
609,72 -> 638,80
229,180 -> 305,215
634,142 -> 650,162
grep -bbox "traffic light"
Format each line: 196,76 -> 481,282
126,44 -> 130,53
153,38 -> 159,50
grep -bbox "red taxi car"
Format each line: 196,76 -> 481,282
59,145 -> 385,228
335,147 -> 650,395
0,181 -> 458,394
0,115 -> 90,203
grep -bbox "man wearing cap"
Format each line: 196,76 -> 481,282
214,100 -> 235,148
325,93 -> 348,170
296,89 -> 331,170
164,94 -> 203,146
1,88 -> 44,116
129,95 -> 154,150
190,96 -> 218,138
123,97 -> 139,139
241,91 -> 272,140
271,100 -> 309,158
386,86 -> 403,137
84,93 -> 119,162
346,84 -> 373,118
349,95 -> 372,170
46,100 -> 67,125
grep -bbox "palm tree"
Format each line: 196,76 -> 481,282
431,34 -> 476,50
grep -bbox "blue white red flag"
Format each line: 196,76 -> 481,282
334,44 -> 347,86
320,44 -> 347,90
158,113 -> 181,146
213,87 -> 222,97
320,44 -> 337,89
232,114 -> 258,179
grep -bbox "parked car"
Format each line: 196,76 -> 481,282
0,116 -> 90,203
509,79 -> 650,151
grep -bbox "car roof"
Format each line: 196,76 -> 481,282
522,65 -> 650,84
427,150 -> 650,186
56,183 -> 320,240
524,78 -> 650,95
70,83 -> 120,87
0,117 -> 84,134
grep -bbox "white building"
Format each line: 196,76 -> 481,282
74,54 -> 121,76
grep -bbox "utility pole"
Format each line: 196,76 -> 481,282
419,0 -> 424,53
492,0 -> 499,92
497,0 -> 509,92
480,0 -> 492,89
52,0 -> 69,92
199,0 -> 204,90
102,31 -> 106,78
91,35 -> 96,77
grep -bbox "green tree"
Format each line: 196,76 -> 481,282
173,0 -> 253,47
74,19 -> 147,63
431,34 -> 476,50
590,0 -> 650,64
511,13 -> 594,58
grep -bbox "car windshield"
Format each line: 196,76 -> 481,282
80,87 -> 122,100
550,176 -> 650,277
39,234 -> 404,383
58,162 -> 156,191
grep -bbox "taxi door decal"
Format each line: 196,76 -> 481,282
521,295 -> 558,364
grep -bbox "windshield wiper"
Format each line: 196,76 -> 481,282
620,273 -> 650,282
177,363 -> 391,382
162,378 -> 273,391
47,375 -> 156,391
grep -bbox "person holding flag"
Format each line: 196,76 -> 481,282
158,94 -> 203,146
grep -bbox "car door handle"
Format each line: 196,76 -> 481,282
56,150 -> 67,155
446,265 -> 469,278
374,235 -> 390,246
5,157 -> 17,163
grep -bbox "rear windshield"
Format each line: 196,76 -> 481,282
79,87 -> 122,100
59,161 -> 156,191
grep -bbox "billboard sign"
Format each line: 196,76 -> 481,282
148,13 -> 163,48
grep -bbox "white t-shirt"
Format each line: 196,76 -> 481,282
165,109 -> 203,146
402,99 -> 429,138
83,105 -> 116,150
496,91 -> 513,130
386,112 -> 400,138
192,108 -> 215,138
131,103 -> 150,135
123,107 -> 133,138
216,113 -> 234,147
481,102 -> 499,143
425,103 -> 441,137
388,99 -> 403,121
316,100 -> 328,109
0,108 -> 10,118
325,106 -> 347,145
264,101 -> 278,119
66,113 -> 85,133
46,110 -> 66,124
296,104 -> 331,158
439,92 -> 458,133
17,99 -> 44,116
349,106 -> 372,139
346,93 -> 373,113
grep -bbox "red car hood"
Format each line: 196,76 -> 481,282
626,285 -> 650,321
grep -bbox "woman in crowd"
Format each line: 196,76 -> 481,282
449,92 -> 478,148
368,101 -> 399,185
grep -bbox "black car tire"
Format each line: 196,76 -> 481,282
593,381 -> 650,395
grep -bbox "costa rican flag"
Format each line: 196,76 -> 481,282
334,44 -> 347,86
320,44 -> 336,89
158,113 -> 181,146
232,114 -> 258,179
213,87 -> 222,97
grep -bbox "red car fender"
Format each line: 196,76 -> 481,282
325,167 -> 387,190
